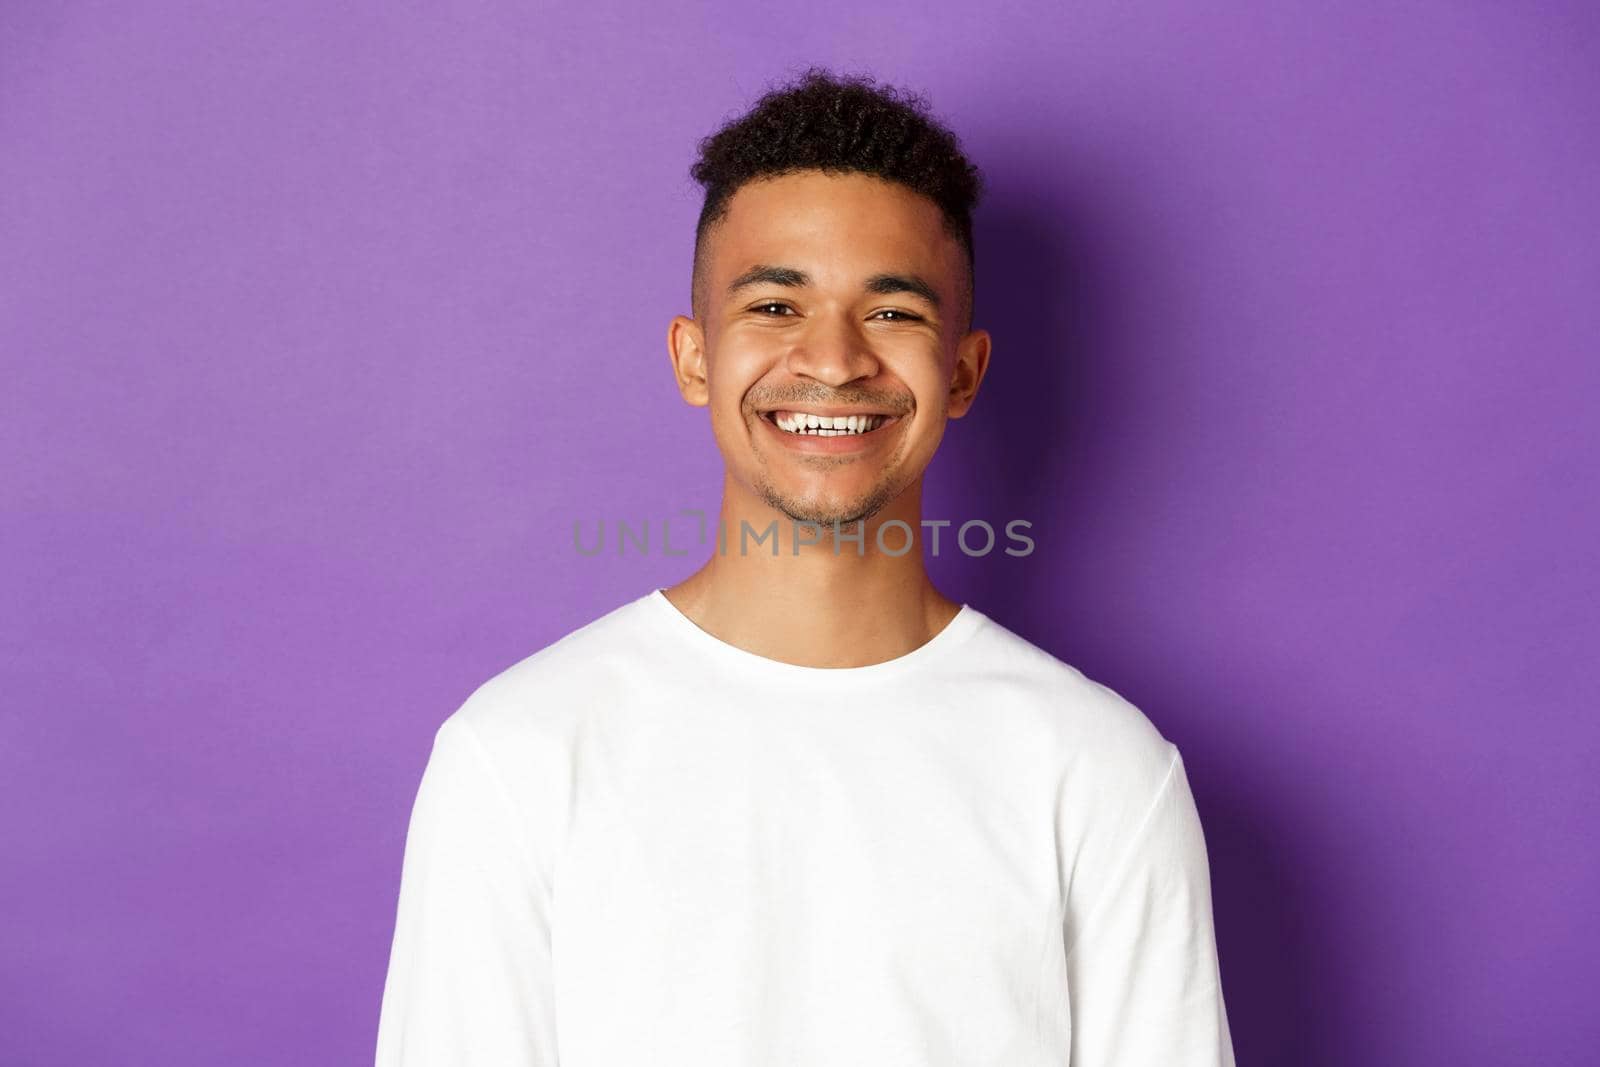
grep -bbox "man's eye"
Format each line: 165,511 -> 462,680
753,302 -> 794,316
874,309 -> 923,322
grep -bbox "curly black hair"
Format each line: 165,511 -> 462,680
688,66 -> 986,330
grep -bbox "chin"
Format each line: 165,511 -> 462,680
766,483 -> 900,529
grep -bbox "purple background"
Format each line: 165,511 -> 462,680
3,3 -> 1596,1063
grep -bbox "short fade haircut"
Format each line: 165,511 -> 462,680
688,66 -> 986,331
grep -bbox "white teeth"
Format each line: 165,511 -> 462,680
771,411 -> 889,436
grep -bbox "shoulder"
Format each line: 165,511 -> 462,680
963,608 -> 1179,801
455,591 -> 656,723
434,592 -> 656,782
414,594 -> 659,859
963,612 -> 1194,929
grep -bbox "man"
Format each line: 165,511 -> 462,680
376,67 -> 1236,1065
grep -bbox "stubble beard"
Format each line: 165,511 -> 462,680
753,467 -> 903,532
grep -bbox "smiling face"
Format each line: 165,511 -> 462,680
669,170 -> 990,528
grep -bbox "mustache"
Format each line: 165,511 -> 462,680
747,384 -> 913,414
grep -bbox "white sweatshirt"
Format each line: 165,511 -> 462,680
376,589 -> 1235,1066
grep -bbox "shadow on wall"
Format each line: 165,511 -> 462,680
932,164 -> 1341,1065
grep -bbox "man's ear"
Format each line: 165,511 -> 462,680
667,315 -> 710,407
946,327 -> 991,418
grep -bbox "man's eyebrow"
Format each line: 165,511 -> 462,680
727,265 -> 809,295
863,272 -> 941,309
726,265 -> 942,309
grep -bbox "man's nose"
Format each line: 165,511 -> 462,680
781,313 -> 881,387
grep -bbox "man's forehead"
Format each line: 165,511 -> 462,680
710,175 -> 960,288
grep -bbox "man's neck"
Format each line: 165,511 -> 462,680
660,480 -> 962,670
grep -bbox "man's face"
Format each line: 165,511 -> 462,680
669,170 -> 989,528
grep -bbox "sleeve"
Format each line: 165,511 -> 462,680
374,715 -> 559,1066
1064,748 -> 1236,1066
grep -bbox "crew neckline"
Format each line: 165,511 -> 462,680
642,587 -> 986,683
